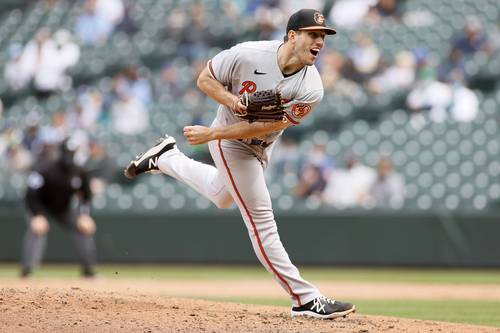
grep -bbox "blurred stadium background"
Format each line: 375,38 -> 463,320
0,0 -> 499,266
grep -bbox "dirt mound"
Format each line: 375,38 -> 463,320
1,287 -> 498,333
2,277 -> 499,300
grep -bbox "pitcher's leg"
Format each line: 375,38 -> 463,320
125,135 -> 233,209
210,140 -> 321,307
158,147 -> 233,209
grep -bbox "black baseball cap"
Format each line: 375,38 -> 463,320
286,9 -> 336,35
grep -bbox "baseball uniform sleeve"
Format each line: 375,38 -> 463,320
283,88 -> 323,125
208,45 -> 240,86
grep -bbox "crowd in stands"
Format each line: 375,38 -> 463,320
0,0 -> 499,210
4,27 -> 80,95
271,139 -> 405,209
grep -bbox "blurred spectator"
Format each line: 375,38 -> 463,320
30,28 -> 59,96
166,7 -> 190,38
1,122 -> 32,172
85,140 -> 116,195
67,87 -> 104,133
221,0 -> 246,26
402,8 -> 435,27
115,2 -> 139,35
328,0 -> 376,28
22,113 -> 43,156
413,47 -> 432,73
294,143 -> 334,200
318,50 -> 344,90
40,111 -> 70,145
254,0 -> 286,40
111,90 -> 149,135
449,80 -> 479,122
183,88 -> 205,115
4,44 -> 33,91
14,28 -> 78,96
37,111 -> 71,161
118,66 -> 153,106
368,156 -> 405,208
157,63 -> 184,100
103,65 -> 152,134
437,48 -> 466,84
4,143 -> 32,172
20,29 -> 56,96
323,153 -> 376,208
268,137 -> 300,179
346,33 -> 381,83
406,67 -> 453,122
294,165 -> 327,200
75,0 -> 114,45
281,0 -> 324,16
319,50 -> 363,99
0,125 -> 25,169
177,3 -> 210,61
95,0 -> 124,26
6,28 -> 79,95
368,51 -> 416,94
107,66 -> 153,110
306,143 -> 336,177
70,130 -> 92,168
452,17 -> 493,57
365,0 -> 402,24
53,29 -> 81,72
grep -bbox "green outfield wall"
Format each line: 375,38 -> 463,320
1,207 -> 499,266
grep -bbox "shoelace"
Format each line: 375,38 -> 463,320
318,296 -> 336,304
310,296 -> 335,313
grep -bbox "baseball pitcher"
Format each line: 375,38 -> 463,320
125,9 -> 355,319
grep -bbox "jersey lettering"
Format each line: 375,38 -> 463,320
239,80 -> 257,95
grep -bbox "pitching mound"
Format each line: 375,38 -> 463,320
1,287 -> 498,333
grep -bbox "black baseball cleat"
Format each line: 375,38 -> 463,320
124,135 -> 176,179
291,296 -> 355,319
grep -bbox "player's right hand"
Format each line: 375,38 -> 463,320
31,215 -> 50,235
230,95 -> 247,115
183,125 -> 213,145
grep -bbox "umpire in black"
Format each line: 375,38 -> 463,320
21,137 -> 97,277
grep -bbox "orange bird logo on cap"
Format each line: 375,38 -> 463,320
313,12 -> 325,25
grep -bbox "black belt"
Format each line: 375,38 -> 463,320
238,139 -> 272,148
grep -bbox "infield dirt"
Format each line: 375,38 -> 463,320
1,278 -> 499,333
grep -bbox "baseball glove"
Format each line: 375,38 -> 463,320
236,89 -> 285,123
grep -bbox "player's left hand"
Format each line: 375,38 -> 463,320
183,125 -> 213,145
77,214 -> 96,235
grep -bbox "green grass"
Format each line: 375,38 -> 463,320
1,264 -> 499,284
202,296 -> 500,328
2,263 -> 500,327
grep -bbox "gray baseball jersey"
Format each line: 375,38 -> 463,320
209,40 -> 324,164
157,40 -> 325,306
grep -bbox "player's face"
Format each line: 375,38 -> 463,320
294,30 -> 325,66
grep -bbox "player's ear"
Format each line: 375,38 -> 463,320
287,30 -> 297,43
